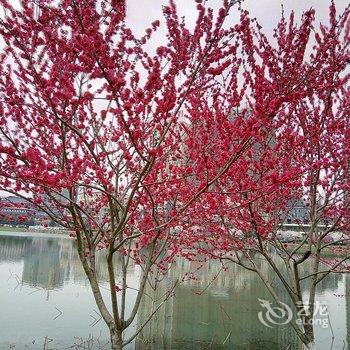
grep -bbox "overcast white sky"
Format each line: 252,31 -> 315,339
126,0 -> 350,40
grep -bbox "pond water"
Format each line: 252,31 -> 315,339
0,231 -> 348,349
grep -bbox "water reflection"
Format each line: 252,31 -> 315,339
136,259 -> 347,349
0,232 -> 136,290
136,259 -> 301,349
0,234 -> 80,290
0,232 -> 348,349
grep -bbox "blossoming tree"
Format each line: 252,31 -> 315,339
0,0 -> 282,347
1,0 -> 349,349
197,4 -> 350,349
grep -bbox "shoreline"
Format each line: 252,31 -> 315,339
0,226 -> 69,235
284,242 -> 350,257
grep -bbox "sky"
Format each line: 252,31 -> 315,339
126,0 -> 350,39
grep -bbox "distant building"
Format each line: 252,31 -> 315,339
284,198 -> 309,224
0,196 -> 50,225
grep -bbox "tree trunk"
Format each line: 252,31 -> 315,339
301,341 -> 316,350
110,328 -> 123,350
301,322 -> 315,350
